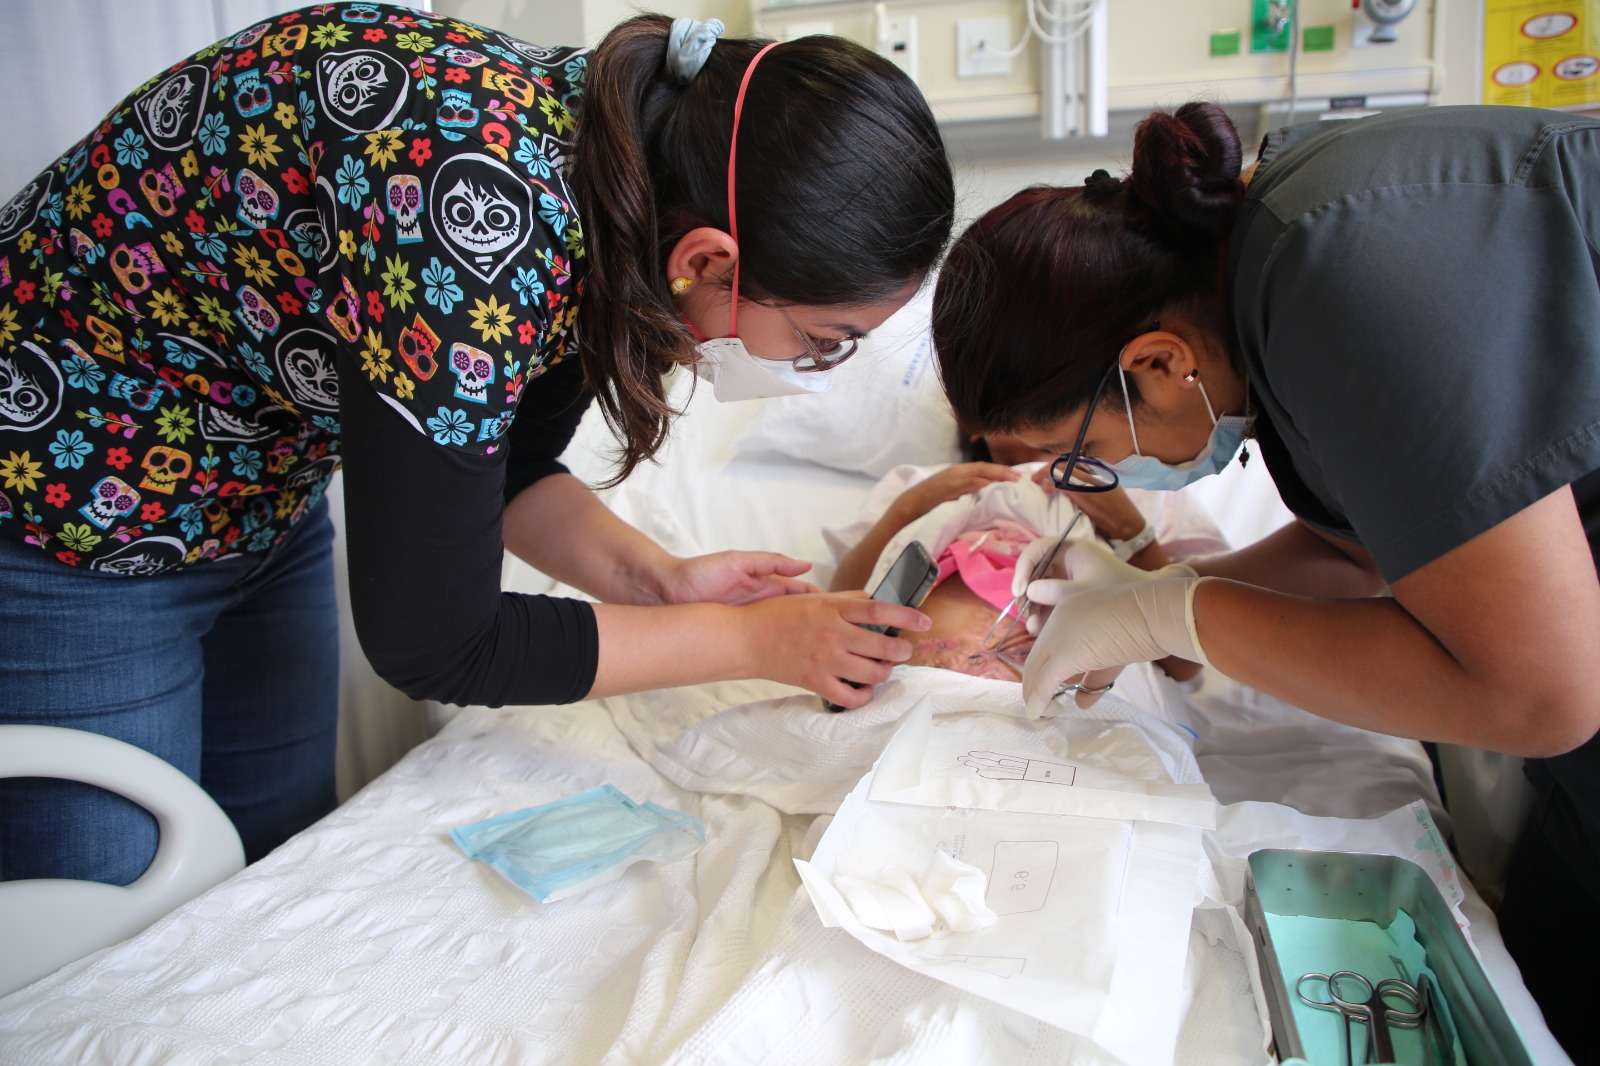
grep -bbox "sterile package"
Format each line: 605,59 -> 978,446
451,784 -> 706,903
870,696 -> 1218,828
796,766 -> 1205,1066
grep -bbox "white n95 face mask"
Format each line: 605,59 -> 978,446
1104,366 -> 1249,491
691,337 -> 835,403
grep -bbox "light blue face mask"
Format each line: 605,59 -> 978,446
1104,365 -> 1251,490
450,784 -> 706,903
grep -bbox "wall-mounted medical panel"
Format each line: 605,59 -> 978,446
757,0 -> 1045,121
754,0 -> 1440,127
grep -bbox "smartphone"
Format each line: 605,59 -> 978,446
826,540 -> 939,711
863,540 -> 939,638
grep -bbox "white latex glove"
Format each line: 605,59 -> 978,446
1018,539 -> 1200,674
1013,535 -> 1196,602
1022,576 -> 1213,719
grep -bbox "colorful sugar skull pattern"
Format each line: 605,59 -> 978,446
0,3 -> 585,573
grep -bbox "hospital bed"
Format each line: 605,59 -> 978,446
0,307 -> 1573,1064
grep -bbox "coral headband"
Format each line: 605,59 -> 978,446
726,42 -> 778,337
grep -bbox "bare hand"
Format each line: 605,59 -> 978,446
1030,472 -> 1147,542
742,592 -> 930,708
892,463 -> 1019,525
661,551 -> 819,606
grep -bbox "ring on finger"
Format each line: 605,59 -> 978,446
1056,679 -> 1114,698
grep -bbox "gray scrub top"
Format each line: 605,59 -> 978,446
1233,105 -> 1600,582
1230,105 -> 1600,877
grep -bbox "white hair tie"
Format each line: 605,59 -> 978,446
666,17 -> 724,83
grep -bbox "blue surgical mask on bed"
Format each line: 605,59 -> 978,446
450,785 -> 706,903
692,337 -> 835,402
1104,366 -> 1249,491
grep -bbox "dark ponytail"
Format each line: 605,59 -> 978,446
570,15 -> 955,484
934,100 -> 1243,436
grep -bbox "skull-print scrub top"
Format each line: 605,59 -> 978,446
0,4 -> 601,706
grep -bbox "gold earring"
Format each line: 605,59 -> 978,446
670,277 -> 693,296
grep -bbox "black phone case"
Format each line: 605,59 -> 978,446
824,542 -> 937,712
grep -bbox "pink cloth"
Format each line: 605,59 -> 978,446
932,521 -> 1037,611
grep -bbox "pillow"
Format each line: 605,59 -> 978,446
733,284 -> 963,478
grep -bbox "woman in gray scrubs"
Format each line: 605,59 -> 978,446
931,100 -> 1600,1060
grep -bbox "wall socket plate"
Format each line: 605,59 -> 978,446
878,15 -> 918,81
956,17 -> 1013,78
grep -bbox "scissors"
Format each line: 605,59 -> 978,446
1297,971 -> 1426,1065
981,509 -> 1086,654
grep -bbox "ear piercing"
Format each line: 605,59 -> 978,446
670,277 -> 693,296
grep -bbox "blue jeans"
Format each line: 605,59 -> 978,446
0,502 -> 339,884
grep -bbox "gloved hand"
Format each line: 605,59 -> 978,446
1022,575 -> 1213,719
1012,535 -> 1196,605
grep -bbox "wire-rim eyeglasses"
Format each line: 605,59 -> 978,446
780,307 -> 860,373
1047,358 -> 1122,494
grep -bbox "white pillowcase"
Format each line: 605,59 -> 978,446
733,284 -> 963,478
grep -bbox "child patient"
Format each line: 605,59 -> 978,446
825,434 -> 1227,682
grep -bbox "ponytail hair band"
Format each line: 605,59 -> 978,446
666,17 -> 724,83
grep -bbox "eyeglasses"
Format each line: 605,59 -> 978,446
781,308 -> 860,373
1047,359 -> 1122,494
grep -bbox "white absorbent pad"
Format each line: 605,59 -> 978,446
600,675 -> 906,816
797,768 -> 1203,1066
602,665 -> 1206,822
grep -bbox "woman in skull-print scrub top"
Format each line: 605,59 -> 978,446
0,3 -> 954,882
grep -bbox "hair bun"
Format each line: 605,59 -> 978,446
1127,101 -> 1243,242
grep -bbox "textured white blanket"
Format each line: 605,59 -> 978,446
0,673 -> 1568,1065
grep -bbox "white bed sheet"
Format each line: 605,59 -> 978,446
0,382 -> 1570,1065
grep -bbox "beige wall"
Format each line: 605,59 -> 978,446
434,0 -> 1482,217
435,0 -> 749,49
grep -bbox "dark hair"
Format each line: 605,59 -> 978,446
933,101 -> 1242,436
570,15 -> 955,483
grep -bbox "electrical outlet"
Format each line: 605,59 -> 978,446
878,16 -> 918,81
956,17 -> 1012,78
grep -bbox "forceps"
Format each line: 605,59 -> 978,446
981,510 -> 1086,653
1297,970 -> 1426,1065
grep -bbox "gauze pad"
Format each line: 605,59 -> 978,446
451,784 -> 706,903
918,850 -> 998,933
834,867 -> 937,941
833,851 -> 1000,942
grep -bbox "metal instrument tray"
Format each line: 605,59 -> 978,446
1242,849 -> 1533,1065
